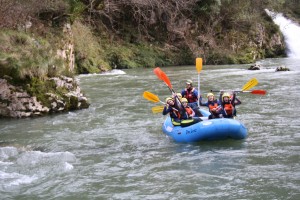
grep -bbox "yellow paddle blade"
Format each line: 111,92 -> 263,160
151,106 -> 164,114
196,58 -> 203,73
242,78 -> 258,91
143,91 -> 160,103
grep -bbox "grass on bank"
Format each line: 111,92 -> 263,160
0,30 -> 74,107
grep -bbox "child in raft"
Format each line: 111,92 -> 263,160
180,98 -> 201,126
163,97 -> 201,126
219,92 -> 237,118
162,97 -> 186,126
200,92 -> 223,119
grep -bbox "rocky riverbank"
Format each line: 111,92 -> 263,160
0,76 -> 89,118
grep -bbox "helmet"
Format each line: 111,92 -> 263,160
186,79 -> 193,85
181,98 -> 188,103
166,97 -> 173,103
222,93 -> 230,99
207,92 -> 214,98
176,93 -> 182,98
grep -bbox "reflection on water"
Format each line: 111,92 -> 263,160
0,58 -> 300,199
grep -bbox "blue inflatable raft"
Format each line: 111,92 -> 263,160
162,109 -> 247,143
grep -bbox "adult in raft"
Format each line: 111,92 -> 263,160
181,79 -> 203,117
219,92 -> 237,118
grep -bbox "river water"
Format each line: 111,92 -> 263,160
1,58 -> 299,199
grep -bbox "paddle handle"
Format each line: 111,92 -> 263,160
197,75 -> 200,107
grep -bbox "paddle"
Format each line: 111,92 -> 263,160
153,67 -> 186,115
153,67 -> 173,92
211,89 -> 266,95
239,90 -> 266,95
152,106 -> 165,114
242,78 -> 258,91
196,58 -> 202,107
143,91 -> 165,104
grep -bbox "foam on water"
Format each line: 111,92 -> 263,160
0,146 -> 76,189
78,69 -> 126,77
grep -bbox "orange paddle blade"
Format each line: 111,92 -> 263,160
153,67 -> 162,80
153,67 -> 172,89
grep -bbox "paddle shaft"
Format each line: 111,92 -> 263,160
210,89 -> 266,95
196,58 -> 203,108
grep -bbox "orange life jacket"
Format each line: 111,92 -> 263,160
223,103 -> 234,116
185,107 -> 194,116
208,102 -> 220,113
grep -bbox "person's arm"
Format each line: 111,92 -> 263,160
162,106 -> 171,115
235,97 -> 241,105
219,92 -> 223,104
181,90 -> 185,98
193,89 -> 199,100
231,93 -> 236,105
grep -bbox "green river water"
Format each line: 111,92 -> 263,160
0,58 -> 299,199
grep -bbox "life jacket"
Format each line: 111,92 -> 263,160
208,101 -> 220,114
185,107 -> 194,116
223,103 -> 234,117
171,108 -> 181,119
185,88 -> 198,103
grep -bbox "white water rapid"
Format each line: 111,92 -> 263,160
265,9 -> 300,58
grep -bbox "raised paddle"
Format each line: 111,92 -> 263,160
196,58 -> 202,107
153,67 -> 173,92
143,91 -> 165,104
153,67 -> 186,115
211,89 -> 267,95
238,89 -> 266,95
242,78 -> 258,91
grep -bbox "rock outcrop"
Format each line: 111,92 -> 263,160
248,63 -> 261,70
275,65 -> 290,72
0,77 -> 89,118
0,79 -> 48,118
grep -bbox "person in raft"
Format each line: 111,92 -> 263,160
219,92 -> 236,118
181,79 -> 203,117
181,98 -> 195,118
163,97 -> 201,127
163,97 -> 187,126
180,98 -> 202,126
200,92 -> 222,119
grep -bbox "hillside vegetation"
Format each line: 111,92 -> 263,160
1,0 -> 300,76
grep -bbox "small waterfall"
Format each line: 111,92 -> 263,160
265,9 -> 300,58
